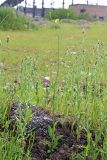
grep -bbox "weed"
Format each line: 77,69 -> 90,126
46,122 -> 62,153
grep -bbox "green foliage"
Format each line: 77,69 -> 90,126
46,122 -> 62,153
46,9 -> 68,20
0,7 -> 37,30
67,8 -> 79,20
46,8 -> 89,20
78,12 -> 90,20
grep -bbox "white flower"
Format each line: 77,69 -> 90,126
42,76 -> 51,87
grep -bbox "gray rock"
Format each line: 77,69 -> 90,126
9,101 -> 53,137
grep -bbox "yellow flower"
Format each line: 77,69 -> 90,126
0,40 -> 2,46
55,19 -> 60,24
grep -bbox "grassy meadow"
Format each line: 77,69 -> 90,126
1,21 -> 107,159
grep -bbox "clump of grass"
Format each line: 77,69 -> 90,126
46,122 -> 62,153
0,7 -> 38,30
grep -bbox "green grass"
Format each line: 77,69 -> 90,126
0,21 -> 107,159
0,7 -> 37,30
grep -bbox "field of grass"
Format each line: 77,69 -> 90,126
1,21 -> 107,159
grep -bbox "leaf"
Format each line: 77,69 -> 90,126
45,140 -> 51,149
48,125 -> 53,138
56,135 -> 63,140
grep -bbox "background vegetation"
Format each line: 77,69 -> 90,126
0,7 -> 37,30
46,8 -> 89,20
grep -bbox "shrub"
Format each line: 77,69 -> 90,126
67,8 -> 79,20
46,9 -> 68,20
46,8 -> 89,20
0,7 -> 37,30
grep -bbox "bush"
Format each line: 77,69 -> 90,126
0,7 -> 37,30
46,9 -> 68,20
46,8 -> 89,20
66,9 -> 78,20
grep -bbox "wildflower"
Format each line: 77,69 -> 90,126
71,48 -> 76,55
7,35 -> 10,43
0,40 -> 2,46
55,19 -> 60,24
0,62 -> 4,68
14,79 -> 20,86
42,76 -> 51,87
3,82 -> 10,91
82,28 -> 85,34
52,71 -> 57,76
